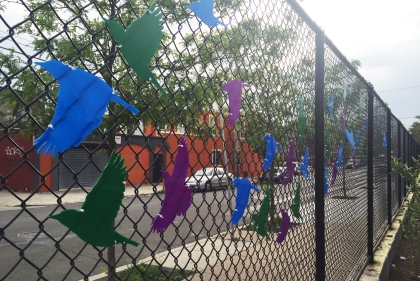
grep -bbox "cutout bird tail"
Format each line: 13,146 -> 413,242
150,75 -> 168,98
110,94 -> 139,114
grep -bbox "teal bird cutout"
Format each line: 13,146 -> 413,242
290,182 -> 302,219
49,151 -> 139,247
252,189 -> 271,240
102,0 -> 168,98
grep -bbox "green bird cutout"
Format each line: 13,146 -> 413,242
252,189 -> 271,240
49,151 -> 139,247
325,131 -> 331,159
102,0 -> 168,98
298,92 -> 307,143
290,182 -> 302,219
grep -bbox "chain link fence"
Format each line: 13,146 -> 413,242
0,0 -> 418,280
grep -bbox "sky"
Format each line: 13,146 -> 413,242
299,0 -> 420,130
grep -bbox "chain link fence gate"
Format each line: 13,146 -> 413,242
0,0 -> 418,280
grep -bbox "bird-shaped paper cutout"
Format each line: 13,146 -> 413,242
300,146 -> 310,180
276,209 -> 293,244
383,132 -> 387,147
33,61 -> 139,156
331,163 -> 338,186
231,178 -> 259,225
263,134 -> 282,171
336,141 -> 343,167
221,79 -> 250,127
188,0 -> 227,28
298,92 -> 307,143
102,0 -> 168,98
352,150 -> 357,170
339,102 -> 345,134
324,165 -> 329,196
325,131 -> 331,159
343,82 -> 347,100
328,92 -> 334,122
151,136 -> 192,233
49,151 -> 138,247
345,127 -> 355,151
252,189 -> 271,240
355,129 -> 361,149
290,182 -> 302,219
283,138 -> 294,186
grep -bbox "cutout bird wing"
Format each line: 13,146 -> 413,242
328,92 -> 334,122
263,134 -> 282,171
81,150 -> 127,228
102,0 -> 167,97
151,136 -> 192,233
283,138 -> 294,186
383,132 -> 387,147
188,0 -> 227,28
331,163 -> 338,186
222,79 -> 250,127
324,165 -> 329,196
232,178 -> 259,225
336,141 -> 343,167
290,182 -> 302,219
276,209 -> 292,244
252,189 -> 271,240
300,146 -> 310,180
345,127 -> 355,151
34,61 -> 138,156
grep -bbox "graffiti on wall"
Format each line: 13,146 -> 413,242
3,146 -> 24,167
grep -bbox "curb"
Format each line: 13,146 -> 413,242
359,192 -> 413,281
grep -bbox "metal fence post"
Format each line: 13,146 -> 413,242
315,29 -> 325,281
387,109 -> 392,225
397,122 -> 402,206
367,86 -> 374,262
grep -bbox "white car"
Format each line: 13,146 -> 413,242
186,167 -> 232,192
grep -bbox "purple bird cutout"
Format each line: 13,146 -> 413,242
331,163 -> 338,186
276,209 -> 293,244
221,79 -> 250,127
283,138 -> 294,186
151,136 -> 192,233
339,102 -> 345,134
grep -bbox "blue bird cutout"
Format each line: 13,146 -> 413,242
263,134 -> 282,171
336,141 -> 343,168
355,129 -> 361,149
383,132 -> 387,147
231,178 -> 259,225
300,146 -> 310,180
188,0 -> 227,28
324,165 -> 329,196
345,127 -> 355,151
328,92 -> 334,122
34,61 -> 139,156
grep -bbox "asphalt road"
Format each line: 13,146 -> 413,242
0,165 -> 386,281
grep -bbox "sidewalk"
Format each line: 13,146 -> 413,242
0,184 -> 162,208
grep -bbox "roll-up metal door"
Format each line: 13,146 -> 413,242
59,149 -> 109,190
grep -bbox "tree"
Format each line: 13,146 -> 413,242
409,116 -> 420,144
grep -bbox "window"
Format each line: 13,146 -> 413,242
211,150 -> 222,166
177,125 -> 185,134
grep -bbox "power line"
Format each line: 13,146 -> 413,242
377,85 -> 420,93
0,29 -> 35,44
0,46 -> 47,61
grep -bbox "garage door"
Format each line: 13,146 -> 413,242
59,149 -> 109,190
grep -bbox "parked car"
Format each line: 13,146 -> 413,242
259,167 -> 291,184
185,167 -> 232,192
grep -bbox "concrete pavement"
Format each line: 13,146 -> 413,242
0,184 -> 162,208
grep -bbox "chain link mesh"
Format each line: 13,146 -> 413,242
0,0 -> 417,280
